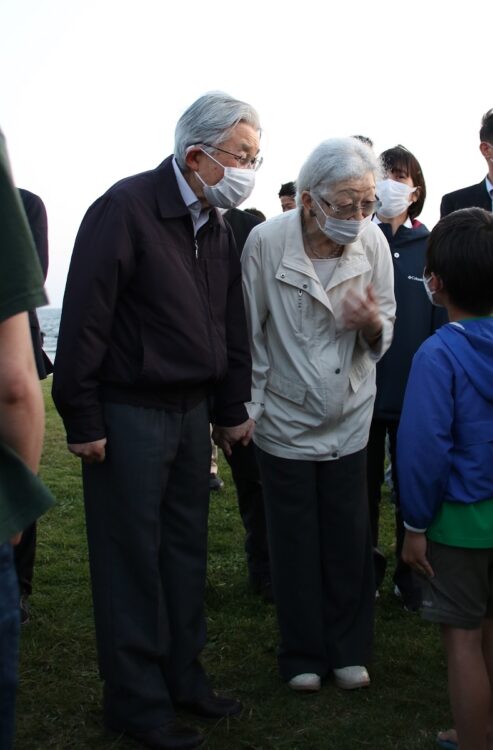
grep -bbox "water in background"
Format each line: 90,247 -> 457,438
38,307 -> 61,359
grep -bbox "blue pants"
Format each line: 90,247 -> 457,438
0,542 -> 20,750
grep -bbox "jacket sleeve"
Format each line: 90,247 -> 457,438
357,229 -> 396,361
241,230 -> 269,423
52,194 -> 136,443
212,227 -> 251,427
397,341 -> 454,530
440,193 -> 453,218
20,191 -> 49,279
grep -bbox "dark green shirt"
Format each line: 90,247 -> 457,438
0,130 -> 54,544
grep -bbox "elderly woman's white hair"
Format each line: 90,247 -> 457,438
296,137 -> 382,203
174,91 -> 261,170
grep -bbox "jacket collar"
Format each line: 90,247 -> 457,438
279,209 -> 372,288
152,155 -> 225,230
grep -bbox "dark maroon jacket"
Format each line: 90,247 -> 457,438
52,156 -> 251,443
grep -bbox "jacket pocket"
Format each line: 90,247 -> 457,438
266,369 -> 307,406
349,351 -> 374,394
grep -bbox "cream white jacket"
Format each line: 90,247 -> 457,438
241,209 -> 396,461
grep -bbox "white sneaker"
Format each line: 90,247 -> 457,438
288,673 -> 321,692
333,665 -> 370,690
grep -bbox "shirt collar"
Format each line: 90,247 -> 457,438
172,157 -> 210,234
486,175 -> 493,196
373,215 -> 413,229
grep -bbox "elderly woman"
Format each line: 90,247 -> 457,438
241,137 -> 396,692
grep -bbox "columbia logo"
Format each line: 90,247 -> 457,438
408,275 -> 424,282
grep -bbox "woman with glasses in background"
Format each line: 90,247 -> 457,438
241,137 -> 396,693
367,146 -> 448,611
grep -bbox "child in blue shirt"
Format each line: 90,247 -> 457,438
398,207 -> 493,750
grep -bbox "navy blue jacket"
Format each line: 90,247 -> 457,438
372,220 -> 447,420
440,179 -> 492,217
53,156 -> 252,443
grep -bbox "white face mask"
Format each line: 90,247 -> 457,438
313,198 -> 372,244
423,274 -> 444,307
376,179 -> 416,219
195,149 -> 255,209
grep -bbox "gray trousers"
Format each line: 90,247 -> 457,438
255,446 -> 375,681
82,400 -> 211,731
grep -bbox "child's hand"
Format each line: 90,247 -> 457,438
402,530 -> 434,578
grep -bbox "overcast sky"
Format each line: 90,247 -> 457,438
0,0 -> 490,306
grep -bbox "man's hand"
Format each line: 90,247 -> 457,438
402,530 -> 434,578
212,419 -> 255,457
68,438 -> 107,464
10,532 -> 22,546
342,283 -> 382,343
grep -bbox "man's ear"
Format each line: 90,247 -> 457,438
479,141 -> 492,160
184,146 -> 203,172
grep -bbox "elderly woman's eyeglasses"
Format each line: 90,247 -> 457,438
319,196 -> 381,220
202,143 -> 263,171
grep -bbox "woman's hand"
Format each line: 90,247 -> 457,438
342,284 -> 382,344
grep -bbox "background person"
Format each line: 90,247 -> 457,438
222,207 -> 272,601
367,145 -> 447,608
241,137 -> 395,693
398,208 -> 493,750
0,130 -> 54,750
14,188 -> 53,625
53,91 -> 261,750
440,109 -> 493,216
278,181 -> 296,212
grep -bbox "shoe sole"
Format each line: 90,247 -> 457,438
288,681 -> 321,692
334,677 -> 370,690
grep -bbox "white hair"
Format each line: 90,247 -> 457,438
296,137 -> 382,203
174,91 -> 261,169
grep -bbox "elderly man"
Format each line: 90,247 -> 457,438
53,92 -> 261,750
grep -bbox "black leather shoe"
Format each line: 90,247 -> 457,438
176,693 -> 242,719
209,473 -> 224,491
109,720 -> 203,750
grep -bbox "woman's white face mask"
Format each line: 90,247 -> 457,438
376,179 -> 416,219
195,150 -> 256,209
313,197 -> 372,244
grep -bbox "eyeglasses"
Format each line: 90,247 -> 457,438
319,196 -> 381,219
202,143 -> 263,171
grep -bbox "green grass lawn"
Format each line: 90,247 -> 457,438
15,381 -> 450,749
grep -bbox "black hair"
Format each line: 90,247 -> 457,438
479,109 -> 493,142
278,181 -> 296,198
425,208 -> 493,316
244,207 -> 266,221
379,145 -> 426,220
351,135 -> 374,148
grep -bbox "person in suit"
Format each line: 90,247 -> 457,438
222,208 -> 272,601
14,189 -> 53,624
440,109 -> 493,216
